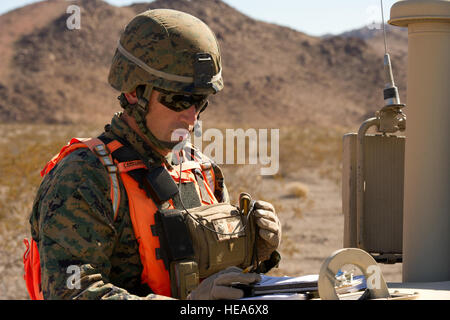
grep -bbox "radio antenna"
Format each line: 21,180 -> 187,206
379,0 -> 401,106
381,0 -> 388,54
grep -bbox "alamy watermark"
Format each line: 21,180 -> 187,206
66,265 -> 81,289
171,121 -> 280,176
336,264 -> 383,290
366,4 -> 382,30
66,2 -> 81,30
365,265 -> 382,290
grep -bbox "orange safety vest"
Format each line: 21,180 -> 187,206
23,137 -> 217,299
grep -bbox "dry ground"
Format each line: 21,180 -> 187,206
0,123 -> 401,300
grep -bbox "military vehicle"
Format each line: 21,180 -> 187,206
316,0 -> 450,300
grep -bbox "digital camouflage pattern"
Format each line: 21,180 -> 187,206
108,9 -> 223,96
29,113 -> 229,299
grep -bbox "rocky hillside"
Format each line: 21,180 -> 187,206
0,0 -> 408,128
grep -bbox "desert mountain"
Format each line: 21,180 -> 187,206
0,0 -> 407,128
339,24 -> 408,57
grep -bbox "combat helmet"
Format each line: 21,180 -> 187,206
108,9 -> 223,150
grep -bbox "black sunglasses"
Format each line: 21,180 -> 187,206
156,88 -> 209,114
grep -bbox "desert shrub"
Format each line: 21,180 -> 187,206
287,182 -> 309,199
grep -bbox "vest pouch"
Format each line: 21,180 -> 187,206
182,203 -> 256,279
170,260 -> 199,300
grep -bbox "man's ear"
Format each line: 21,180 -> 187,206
124,90 -> 138,104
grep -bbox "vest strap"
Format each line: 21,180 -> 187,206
201,163 -> 215,193
117,160 -> 147,173
193,168 -> 212,205
81,138 -> 121,221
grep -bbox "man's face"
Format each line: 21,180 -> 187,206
145,90 -> 200,144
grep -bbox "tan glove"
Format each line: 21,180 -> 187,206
253,200 -> 282,261
187,266 -> 261,300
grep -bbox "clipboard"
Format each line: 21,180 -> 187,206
232,274 -> 319,298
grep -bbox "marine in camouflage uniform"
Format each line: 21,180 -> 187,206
28,9 -> 281,300
30,113 -> 228,299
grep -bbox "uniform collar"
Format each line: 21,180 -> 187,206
107,112 -> 173,165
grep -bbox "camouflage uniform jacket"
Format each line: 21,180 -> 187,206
29,112 -> 229,300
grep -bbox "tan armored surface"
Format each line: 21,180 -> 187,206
318,0 -> 450,300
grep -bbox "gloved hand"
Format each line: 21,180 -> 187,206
187,266 -> 261,300
253,200 -> 282,261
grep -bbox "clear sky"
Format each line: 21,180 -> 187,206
0,0 -> 399,36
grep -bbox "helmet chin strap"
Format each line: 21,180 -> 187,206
119,85 -> 180,153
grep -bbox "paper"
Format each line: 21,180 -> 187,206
237,273 -> 367,300
240,293 -> 310,300
256,274 -> 319,287
235,274 -> 319,300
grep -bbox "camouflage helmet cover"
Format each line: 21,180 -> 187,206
108,9 -> 223,95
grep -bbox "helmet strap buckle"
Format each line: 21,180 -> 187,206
135,85 -> 153,112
